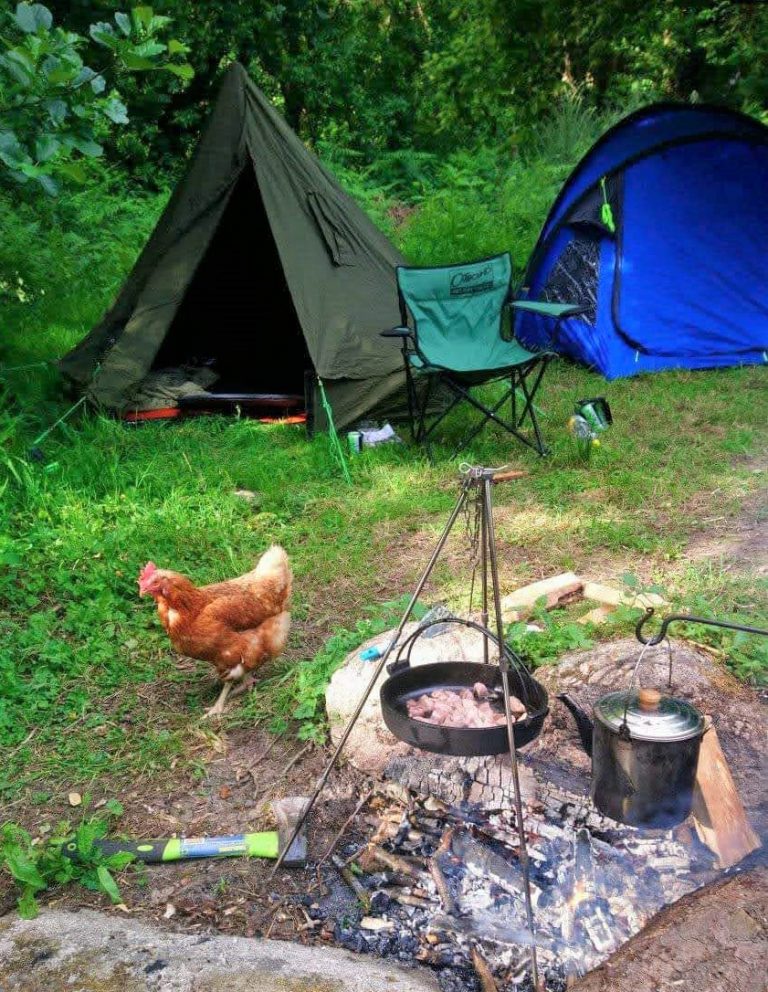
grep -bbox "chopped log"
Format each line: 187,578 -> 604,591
581,581 -> 666,609
359,844 -> 423,880
571,868 -> 768,992
692,721 -> 761,869
382,888 -> 432,909
428,857 -> 456,915
577,605 -> 615,626
501,572 -> 584,621
470,946 -> 499,992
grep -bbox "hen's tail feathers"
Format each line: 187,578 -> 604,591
253,610 -> 291,661
254,545 -> 292,602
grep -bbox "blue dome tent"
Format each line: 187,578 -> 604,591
515,104 -> 768,378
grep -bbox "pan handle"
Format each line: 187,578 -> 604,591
388,616 -> 537,708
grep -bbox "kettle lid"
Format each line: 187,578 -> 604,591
594,688 -> 704,742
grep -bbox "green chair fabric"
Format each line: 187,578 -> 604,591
387,252 -> 566,456
397,255 -> 540,373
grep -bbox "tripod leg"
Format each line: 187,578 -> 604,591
480,491 -> 490,666
269,486 -> 470,876
482,478 -> 542,990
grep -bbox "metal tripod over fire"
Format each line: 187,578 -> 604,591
272,465 -> 546,989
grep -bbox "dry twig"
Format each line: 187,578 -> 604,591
319,790 -> 372,865
331,855 -> 371,912
361,844 -> 422,879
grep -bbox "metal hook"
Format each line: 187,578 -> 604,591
636,607 -> 768,646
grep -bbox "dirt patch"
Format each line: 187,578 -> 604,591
571,867 -> 768,992
51,728 -> 370,941
383,453 -> 768,599
683,476 -> 768,576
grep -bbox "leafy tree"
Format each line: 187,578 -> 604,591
4,1 -> 768,191
0,2 -> 192,194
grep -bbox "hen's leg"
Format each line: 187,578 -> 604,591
203,681 -> 233,719
229,674 -> 256,699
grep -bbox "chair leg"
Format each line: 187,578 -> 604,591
457,386 -> 513,453
516,361 -> 549,456
412,360 -> 551,458
516,358 -> 548,428
416,376 -> 437,444
404,365 -> 416,441
449,382 -> 545,456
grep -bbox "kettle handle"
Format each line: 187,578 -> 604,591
621,636 -> 674,732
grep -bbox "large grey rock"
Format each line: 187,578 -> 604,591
0,908 -> 440,992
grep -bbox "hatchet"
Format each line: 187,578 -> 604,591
63,797 -> 309,868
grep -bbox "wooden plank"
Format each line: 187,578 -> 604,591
581,581 -> 666,609
577,605 -> 615,626
691,721 -> 761,870
500,572 -> 583,622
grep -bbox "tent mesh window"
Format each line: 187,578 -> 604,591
541,235 -> 599,326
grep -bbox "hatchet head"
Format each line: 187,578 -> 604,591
270,796 -> 310,867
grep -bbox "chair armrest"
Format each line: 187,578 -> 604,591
509,300 -> 588,320
381,326 -> 412,338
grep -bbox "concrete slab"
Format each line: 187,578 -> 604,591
0,909 -> 441,992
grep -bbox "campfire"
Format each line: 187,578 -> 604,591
286,467 -> 765,991
309,763 -> 708,991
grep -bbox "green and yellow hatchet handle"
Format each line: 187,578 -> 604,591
63,797 -> 310,867
63,832 -> 281,864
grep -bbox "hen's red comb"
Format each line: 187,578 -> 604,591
139,561 -> 157,582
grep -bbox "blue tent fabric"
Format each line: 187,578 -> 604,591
516,104 -> 768,378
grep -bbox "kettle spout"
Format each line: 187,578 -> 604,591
558,693 -> 593,758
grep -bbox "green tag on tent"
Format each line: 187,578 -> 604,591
600,177 -> 616,234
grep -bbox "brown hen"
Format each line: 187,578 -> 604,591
138,545 -> 291,717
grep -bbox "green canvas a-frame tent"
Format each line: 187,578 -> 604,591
59,63 -> 407,430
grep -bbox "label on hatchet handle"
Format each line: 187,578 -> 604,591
179,835 -> 248,858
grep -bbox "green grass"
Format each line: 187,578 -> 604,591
1,145 -> 767,815
2,361 -> 765,807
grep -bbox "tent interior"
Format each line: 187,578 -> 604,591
152,163 -> 313,403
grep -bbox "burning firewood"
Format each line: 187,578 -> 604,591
359,843 -> 423,880
470,946 -> 499,992
428,857 -> 456,916
331,854 -> 371,912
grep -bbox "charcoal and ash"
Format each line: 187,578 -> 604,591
298,774 -> 713,992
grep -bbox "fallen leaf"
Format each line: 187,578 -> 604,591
218,786 -> 231,800
68,792 -> 82,807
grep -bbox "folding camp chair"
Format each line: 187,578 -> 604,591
382,253 -> 586,456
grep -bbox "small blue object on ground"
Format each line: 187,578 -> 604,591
359,646 -> 383,661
